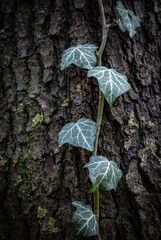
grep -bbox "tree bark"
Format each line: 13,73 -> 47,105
0,0 -> 161,240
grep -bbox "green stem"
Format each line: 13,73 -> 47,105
93,0 -> 109,239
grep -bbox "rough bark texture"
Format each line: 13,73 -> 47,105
0,0 -> 161,240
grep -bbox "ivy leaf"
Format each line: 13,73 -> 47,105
116,1 -> 141,38
88,66 -> 130,105
84,155 -> 122,193
72,201 -> 99,237
61,44 -> 98,70
58,118 -> 97,151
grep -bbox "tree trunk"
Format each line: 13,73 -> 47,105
0,0 -> 161,239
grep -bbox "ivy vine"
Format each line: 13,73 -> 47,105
58,1 -> 141,239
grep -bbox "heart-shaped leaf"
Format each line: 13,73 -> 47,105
72,201 -> 99,237
61,44 -> 98,70
116,1 -> 141,38
88,66 -> 130,105
58,118 -> 97,151
84,155 -> 122,193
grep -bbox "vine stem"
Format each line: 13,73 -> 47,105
93,0 -> 109,239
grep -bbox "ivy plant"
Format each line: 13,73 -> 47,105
58,1 -> 141,239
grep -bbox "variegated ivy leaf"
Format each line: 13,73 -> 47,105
61,44 -> 98,70
116,1 -> 141,38
58,118 -> 97,151
84,155 -> 122,193
72,201 -> 99,237
88,66 -> 130,105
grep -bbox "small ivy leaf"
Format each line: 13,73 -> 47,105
88,66 -> 130,106
72,201 -> 99,237
116,1 -> 141,38
61,44 -> 98,70
84,155 -> 122,193
58,118 -> 97,151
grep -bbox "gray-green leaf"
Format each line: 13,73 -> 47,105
88,66 -> 130,105
61,44 -> 98,70
84,155 -> 122,193
72,201 -> 99,237
58,118 -> 97,151
116,1 -> 141,38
